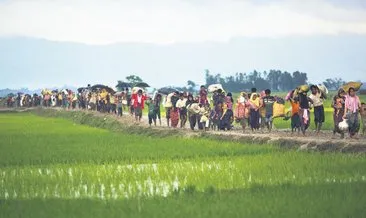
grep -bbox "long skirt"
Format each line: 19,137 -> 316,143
166,107 -> 172,119
189,113 -> 197,130
333,108 -> 344,134
299,109 -> 310,133
250,109 -> 260,129
170,108 -> 180,128
179,108 -> 187,128
314,105 -> 325,123
347,112 -> 360,136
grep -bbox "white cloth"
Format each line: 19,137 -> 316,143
137,95 -> 142,104
176,99 -> 187,108
238,96 -> 246,104
164,93 -> 174,108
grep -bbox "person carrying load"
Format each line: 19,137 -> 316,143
262,89 -> 276,132
309,85 -> 326,135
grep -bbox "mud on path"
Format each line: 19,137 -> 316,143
2,107 -> 366,153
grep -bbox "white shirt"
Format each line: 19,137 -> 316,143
176,98 -> 187,108
309,92 -> 323,107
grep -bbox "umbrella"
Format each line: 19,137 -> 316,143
135,82 -> 150,88
115,82 -> 132,89
208,84 -> 225,93
157,87 -> 179,95
77,87 -> 86,93
7,93 -> 16,97
91,84 -> 116,94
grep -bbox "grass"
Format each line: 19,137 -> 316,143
0,112 -> 366,217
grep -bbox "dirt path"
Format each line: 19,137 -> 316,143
84,108 -> 366,152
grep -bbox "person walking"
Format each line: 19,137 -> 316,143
343,87 -> 361,138
132,89 -> 147,122
309,85 -> 325,134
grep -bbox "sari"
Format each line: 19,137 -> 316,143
170,108 -> 180,128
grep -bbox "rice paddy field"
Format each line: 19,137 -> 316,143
1,112 -> 366,218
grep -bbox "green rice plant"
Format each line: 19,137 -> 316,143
0,113 -> 366,218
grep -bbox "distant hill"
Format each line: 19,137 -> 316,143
0,86 -> 77,97
0,35 -> 366,89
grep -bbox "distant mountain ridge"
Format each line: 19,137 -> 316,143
0,35 -> 366,90
0,86 -> 77,97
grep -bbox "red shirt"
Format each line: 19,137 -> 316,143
132,94 -> 147,109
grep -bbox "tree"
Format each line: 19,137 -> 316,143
125,75 -> 143,87
266,70 -> 282,91
187,80 -> 197,93
279,72 -> 293,91
205,69 -> 216,86
322,78 -> 345,90
292,71 -> 308,87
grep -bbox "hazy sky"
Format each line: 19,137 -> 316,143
0,0 -> 366,89
1,0 -> 366,44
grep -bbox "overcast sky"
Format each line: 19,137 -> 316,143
0,0 -> 366,89
1,0 -> 366,44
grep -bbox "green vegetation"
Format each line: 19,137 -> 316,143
1,113 -> 366,218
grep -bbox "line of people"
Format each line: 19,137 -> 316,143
6,84 -> 365,139
131,85 -> 365,139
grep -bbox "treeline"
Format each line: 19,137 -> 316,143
204,69 -> 308,92
204,70 -> 346,92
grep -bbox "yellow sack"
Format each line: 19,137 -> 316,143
273,102 -> 285,118
298,85 -> 309,93
342,82 -> 362,92
100,91 -> 108,99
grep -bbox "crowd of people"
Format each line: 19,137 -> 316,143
4,83 -> 366,139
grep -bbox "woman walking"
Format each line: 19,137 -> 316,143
234,92 -> 249,132
298,91 -> 313,136
249,93 -> 260,131
343,87 -> 361,138
154,94 -> 162,126
332,89 -> 346,138
176,93 -> 188,128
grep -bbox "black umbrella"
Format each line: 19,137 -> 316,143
91,84 -> 115,94
116,82 -> 132,89
157,87 -> 179,95
135,82 -> 150,88
7,93 -> 16,97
